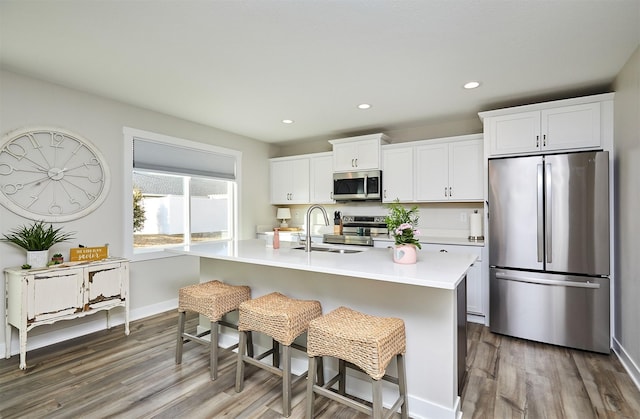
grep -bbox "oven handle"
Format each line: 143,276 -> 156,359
495,272 -> 601,289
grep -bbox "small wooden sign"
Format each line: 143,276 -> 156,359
70,246 -> 108,262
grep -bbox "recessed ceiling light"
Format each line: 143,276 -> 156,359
282,119 -> 294,124
357,103 -> 372,109
463,81 -> 481,89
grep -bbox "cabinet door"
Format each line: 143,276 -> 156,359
85,262 -> 125,309
332,139 -> 380,171
332,142 -> 359,172
421,244 -> 484,315
448,140 -> 483,201
270,158 -> 310,204
466,263 -> 483,315
28,269 -> 84,321
542,102 -> 601,151
488,111 -> 541,156
415,143 -> 449,201
382,147 -> 413,202
310,155 -> 334,204
353,138 -> 381,170
270,160 -> 291,204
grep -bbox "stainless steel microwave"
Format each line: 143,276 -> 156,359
333,170 -> 382,201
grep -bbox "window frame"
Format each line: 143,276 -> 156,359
123,127 -> 241,261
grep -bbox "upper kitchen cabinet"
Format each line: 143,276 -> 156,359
329,133 -> 389,172
381,145 -> 414,202
309,152 -> 335,204
415,135 -> 484,202
480,93 -> 614,157
270,156 -> 310,204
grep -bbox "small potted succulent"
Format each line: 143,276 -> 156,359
51,253 -> 64,264
1,220 -> 75,268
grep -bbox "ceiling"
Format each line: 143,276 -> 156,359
1,1 -> 639,145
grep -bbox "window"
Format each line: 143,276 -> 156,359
123,127 -> 241,259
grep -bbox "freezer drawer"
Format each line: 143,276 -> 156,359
490,268 -> 610,353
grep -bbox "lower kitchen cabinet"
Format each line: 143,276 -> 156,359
4,258 -> 129,369
421,243 -> 484,318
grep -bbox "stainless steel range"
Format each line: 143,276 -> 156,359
323,215 -> 388,246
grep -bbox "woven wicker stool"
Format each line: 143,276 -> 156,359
305,306 -> 408,419
235,292 -> 322,417
176,280 -> 252,380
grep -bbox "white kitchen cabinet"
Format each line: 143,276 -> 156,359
481,94 -> 612,157
415,138 -> 483,202
309,152 -> 335,204
270,157 -> 310,204
382,146 -> 414,202
5,258 -> 129,369
421,244 -> 484,317
329,133 -> 389,172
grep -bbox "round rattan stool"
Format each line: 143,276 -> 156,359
305,306 -> 408,419
235,292 -> 323,417
176,280 -> 252,380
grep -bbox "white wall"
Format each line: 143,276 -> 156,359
0,70 -> 275,356
612,45 -> 640,386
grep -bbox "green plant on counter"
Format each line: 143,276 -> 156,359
385,199 -> 422,249
21,264 -> 31,270
1,221 -> 75,251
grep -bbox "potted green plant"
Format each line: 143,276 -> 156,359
51,253 -> 64,264
385,199 -> 421,264
1,221 -> 75,268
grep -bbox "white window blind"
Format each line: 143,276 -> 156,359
133,138 -> 236,180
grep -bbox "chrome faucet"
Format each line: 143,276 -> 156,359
305,204 -> 330,252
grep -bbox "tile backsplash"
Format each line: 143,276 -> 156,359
270,202 -> 484,238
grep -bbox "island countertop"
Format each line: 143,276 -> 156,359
167,239 -> 477,290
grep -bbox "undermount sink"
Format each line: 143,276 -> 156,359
292,246 -> 363,254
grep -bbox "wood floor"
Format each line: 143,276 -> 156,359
0,310 -> 638,418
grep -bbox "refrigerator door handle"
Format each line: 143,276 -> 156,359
495,272 -> 601,289
545,163 -> 552,263
537,164 -> 544,262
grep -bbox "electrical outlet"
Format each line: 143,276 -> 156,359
460,212 -> 468,223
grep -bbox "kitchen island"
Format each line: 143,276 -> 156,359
169,239 -> 477,419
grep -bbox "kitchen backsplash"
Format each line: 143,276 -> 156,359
265,202 -> 484,238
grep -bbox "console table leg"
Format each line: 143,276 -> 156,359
4,323 -> 11,359
19,329 -> 26,369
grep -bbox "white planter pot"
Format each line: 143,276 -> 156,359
26,250 -> 49,268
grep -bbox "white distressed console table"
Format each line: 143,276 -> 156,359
4,257 -> 129,369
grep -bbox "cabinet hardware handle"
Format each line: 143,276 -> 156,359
536,135 -> 539,148
383,189 -> 387,198
351,158 -> 355,167
449,187 -> 452,197
354,158 -> 358,167
444,187 -> 448,197
440,249 -> 448,253
543,134 -> 547,147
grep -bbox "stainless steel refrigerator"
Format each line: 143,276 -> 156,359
488,151 -> 610,353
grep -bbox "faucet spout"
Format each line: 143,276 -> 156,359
305,205 -> 330,252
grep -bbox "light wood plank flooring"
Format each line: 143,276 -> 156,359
1,310 -> 638,418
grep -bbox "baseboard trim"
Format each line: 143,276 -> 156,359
612,336 -> 640,392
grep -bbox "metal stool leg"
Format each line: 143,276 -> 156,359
175,311 -> 186,364
338,359 -> 346,395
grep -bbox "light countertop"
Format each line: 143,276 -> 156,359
167,239 -> 477,290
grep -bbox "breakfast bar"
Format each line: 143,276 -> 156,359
170,239 -> 477,419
